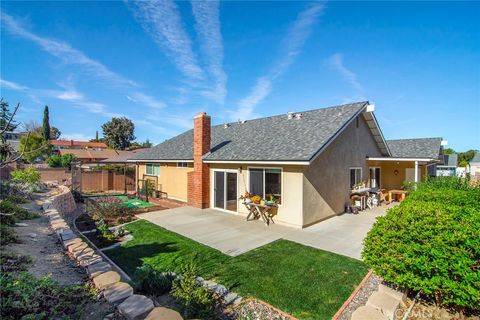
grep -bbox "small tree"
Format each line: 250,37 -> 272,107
50,126 -> 61,139
19,133 -> 49,163
142,139 -> 153,148
42,106 -> 51,141
101,117 -> 135,150
0,98 -> 18,131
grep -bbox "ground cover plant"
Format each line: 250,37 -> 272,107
106,220 -> 368,319
86,196 -> 134,225
363,177 -> 480,312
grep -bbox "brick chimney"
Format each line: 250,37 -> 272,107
187,112 -> 211,208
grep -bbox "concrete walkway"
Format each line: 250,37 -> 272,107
137,204 -> 392,259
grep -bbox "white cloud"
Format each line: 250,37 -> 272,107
128,0 -> 203,80
1,12 -> 137,87
191,0 -> 227,104
0,79 -> 28,91
326,53 -> 363,94
126,92 -> 166,110
232,2 -> 325,120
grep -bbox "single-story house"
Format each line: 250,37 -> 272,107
129,101 -> 444,228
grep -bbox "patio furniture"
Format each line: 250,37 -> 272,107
388,189 -> 408,203
350,188 -> 371,211
243,202 -> 277,225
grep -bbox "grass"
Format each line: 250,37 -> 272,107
106,220 -> 368,319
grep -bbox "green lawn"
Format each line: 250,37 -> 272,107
106,220 -> 368,319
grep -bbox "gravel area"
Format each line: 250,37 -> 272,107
230,299 -> 294,320
337,273 -> 383,320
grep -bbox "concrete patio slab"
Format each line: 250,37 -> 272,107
137,204 -> 391,259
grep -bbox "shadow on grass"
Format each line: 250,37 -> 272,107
106,242 -> 177,276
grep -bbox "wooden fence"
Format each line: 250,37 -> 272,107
80,170 -> 135,192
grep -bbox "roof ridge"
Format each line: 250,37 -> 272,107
387,137 -> 442,142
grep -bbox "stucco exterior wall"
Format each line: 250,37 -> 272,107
302,114 -> 383,226
137,162 -> 193,202
208,163 -> 305,228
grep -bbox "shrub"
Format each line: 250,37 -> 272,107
132,264 -> 176,296
0,224 -> 18,245
11,167 -> 41,184
362,177 -> 480,310
0,199 -> 40,226
0,251 -> 32,272
87,196 -> 133,225
47,153 -> 77,168
171,263 -> 217,319
0,272 -> 91,320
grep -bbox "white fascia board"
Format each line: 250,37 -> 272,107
203,160 -> 310,166
367,157 -> 435,162
126,159 -> 193,163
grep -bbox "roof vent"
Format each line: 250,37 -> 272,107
294,113 -> 303,120
223,123 -> 230,128
237,119 -> 247,124
287,112 -> 294,119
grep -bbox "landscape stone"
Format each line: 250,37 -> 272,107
93,271 -> 121,290
73,247 -> 94,259
15,222 -> 28,227
28,233 -> 37,238
63,237 -> 82,249
144,307 -> 183,320
68,242 -> 88,253
378,284 -> 406,302
223,292 -> 239,305
103,282 -> 134,304
79,255 -> 103,267
351,306 -> 389,320
366,291 -> 400,320
118,295 -> 154,320
87,261 -> 112,278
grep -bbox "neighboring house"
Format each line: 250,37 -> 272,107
100,149 -> 147,165
129,101 -> 444,228
50,139 -> 108,150
436,154 -> 458,176
469,153 -> 480,180
59,149 -> 120,163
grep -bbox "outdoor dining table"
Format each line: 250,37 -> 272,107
243,202 -> 277,226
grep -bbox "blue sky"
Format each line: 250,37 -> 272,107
1,1 -> 479,151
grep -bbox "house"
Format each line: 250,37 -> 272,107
59,149 -> 120,163
436,154 -> 458,176
50,139 -> 108,150
1,130 -> 27,153
469,153 -> 480,180
129,101 -> 444,228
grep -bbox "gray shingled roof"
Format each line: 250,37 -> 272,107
471,153 -> 480,163
131,102 -> 375,162
386,138 -> 442,159
441,154 -> 458,167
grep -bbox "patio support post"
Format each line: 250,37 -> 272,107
414,161 -> 419,183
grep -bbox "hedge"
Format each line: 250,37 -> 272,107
362,177 -> 480,310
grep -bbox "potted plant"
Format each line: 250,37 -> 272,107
239,191 -> 253,203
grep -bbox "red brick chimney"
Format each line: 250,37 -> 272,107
187,112 -> 211,208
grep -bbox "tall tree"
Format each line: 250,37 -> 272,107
42,105 -> 51,141
101,117 -> 136,150
0,98 -> 19,131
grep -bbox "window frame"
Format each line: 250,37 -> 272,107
176,162 -> 189,168
247,167 -> 283,205
350,167 -> 363,188
145,163 -> 160,176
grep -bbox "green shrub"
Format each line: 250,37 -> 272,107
0,251 -> 32,272
47,153 -> 77,168
0,224 -> 18,245
171,263 -> 217,319
0,199 -> 40,226
0,272 -> 90,320
87,196 -> 133,225
10,167 -> 41,184
132,264 -> 176,296
362,177 -> 480,310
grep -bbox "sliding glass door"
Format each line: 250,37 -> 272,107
213,170 -> 238,212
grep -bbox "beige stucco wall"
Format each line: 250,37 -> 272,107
137,162 -> 193,202
208,163 -> 305,228
302,114 -> 384,226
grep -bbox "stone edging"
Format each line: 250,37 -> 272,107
42,187 -> 183,320
332,269 -> 373,320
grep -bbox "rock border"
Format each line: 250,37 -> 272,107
42,187 -> 182,320
332,269 -> 373,320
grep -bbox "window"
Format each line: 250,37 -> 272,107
146,163 -> 160,176
249,168 -> 282,204
350,168 -> 362,188
176,162 -> 189,168
369,167 -> 381,188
